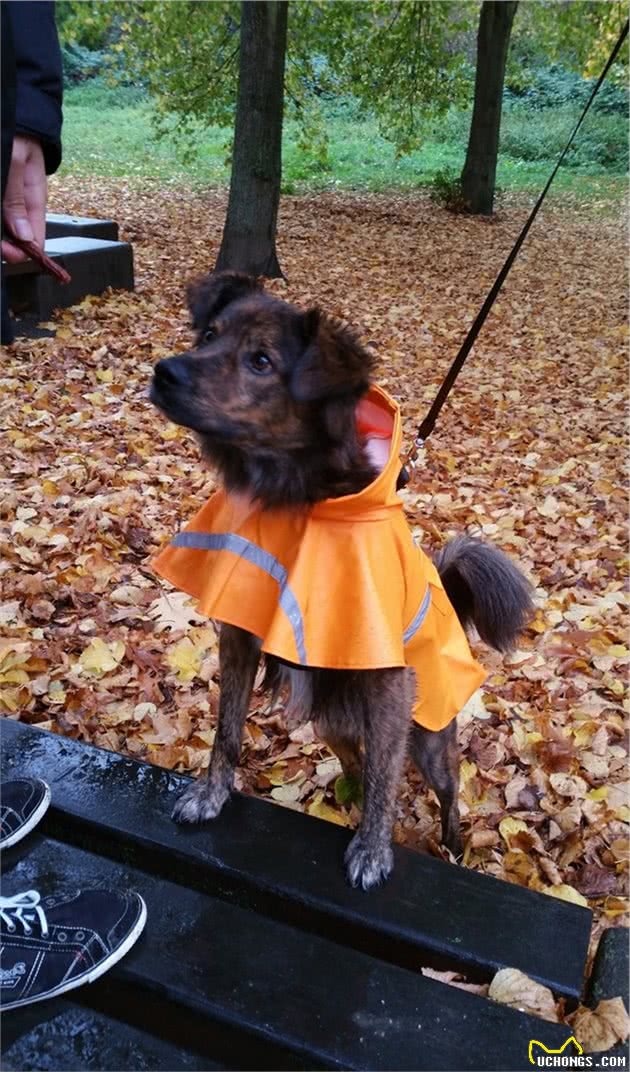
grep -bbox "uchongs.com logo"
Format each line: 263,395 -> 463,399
529,1037 -> 628,1068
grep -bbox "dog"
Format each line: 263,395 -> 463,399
150,270 -> 533,890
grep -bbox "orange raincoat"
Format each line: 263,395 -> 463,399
153,386 -> 485,731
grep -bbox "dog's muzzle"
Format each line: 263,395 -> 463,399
152,356 -> 193,392
150,355 -> 195,410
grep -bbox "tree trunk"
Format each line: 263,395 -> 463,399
216,0 -> 288,277
460,1 -> 518,216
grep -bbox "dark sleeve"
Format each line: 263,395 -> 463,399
4,0 -> 63,175
1,4 -> 17,200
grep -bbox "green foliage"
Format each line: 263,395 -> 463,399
334,774 -> 363,808
60,80 -> 627,210
56,0 -> 115,51
57,0 -> 628,191
103,2 -> 240,165
428,168 -> 469,212
55,0 -> 628,172
60,42 -> 104,85
505,63 -> 628,114
64,79 -> 145,110
509,1 -> 629,84
500,105 -> 628,170
62,1 -> 478,163
302,1 -> 476,155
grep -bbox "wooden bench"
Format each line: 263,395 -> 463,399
45,213 -> 119,241
4,235 -> 133,322
1,719 -> 593,1071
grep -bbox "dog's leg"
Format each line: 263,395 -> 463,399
408,720 -> 462,856
344,668 -> 412,890
173,624 -> 260,824
317,728 -> 362,783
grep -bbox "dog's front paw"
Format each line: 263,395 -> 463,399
344,833 -> 394,890
172,779 -> 230,824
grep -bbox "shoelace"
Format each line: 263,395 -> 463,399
0,890 -> 49,936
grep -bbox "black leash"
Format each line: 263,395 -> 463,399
401,17 -> 628,479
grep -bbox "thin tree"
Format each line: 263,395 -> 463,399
216,0 -> 288,277
460,1 -> 518,216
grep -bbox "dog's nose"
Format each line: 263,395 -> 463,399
153,356 -> 192,389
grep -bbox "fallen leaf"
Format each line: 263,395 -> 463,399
149,591 -> 208,632
571,998 -> 630,1053
574,865 -> 618,899
488,967 -> 558,1022
308,791 -> 351,826
165,637 -> 203,683
77,638 -> 125,677
543,884 -> 589,908
499,817 -> 529,845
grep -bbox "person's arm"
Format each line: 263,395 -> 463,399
8,0 -> 63,175
1,1 -> 62,262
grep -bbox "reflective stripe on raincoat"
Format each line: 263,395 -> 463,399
152,385 -> 486,731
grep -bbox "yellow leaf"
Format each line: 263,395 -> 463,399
0,669 -> 29,685
268,762 -> 288,786
0,686 -> 28,712
572,724 -> 595,748
604,676 -> 625,697
308,792 -> 350,827
603,897 -> 628,918
460,759 -> 477,784
96,367 -> 113,382
166,637 -> 202,683
78,638 -> 125,676
543,884 -> 589,908
0,641 -> 32,670
41,479 -> 59,497
499,817 -> 529,844
587,786 -> 608,801
161,424 -> 181,440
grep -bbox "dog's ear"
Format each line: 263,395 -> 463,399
290,309 -> 374,402
187,270 -> 262,331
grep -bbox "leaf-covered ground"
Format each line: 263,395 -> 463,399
1,178 -> 627,956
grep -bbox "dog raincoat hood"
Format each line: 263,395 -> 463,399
152,386 -> 485,731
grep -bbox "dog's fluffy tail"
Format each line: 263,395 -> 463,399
435,536 -> 533,653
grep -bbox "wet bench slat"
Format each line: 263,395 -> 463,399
4,236 -> 133,320
1,720 -> 591,1000
2,834 -> 577,1072
1,999 -> 223,1072
45,213 -> 119,241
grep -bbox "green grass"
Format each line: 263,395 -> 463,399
59,81 -> 628,205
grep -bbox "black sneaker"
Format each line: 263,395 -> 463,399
0,779 -> 51,849
0,888 -> 147,1010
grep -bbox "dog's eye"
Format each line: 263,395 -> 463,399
248,352 -> 272,375
203,326 -> 216,343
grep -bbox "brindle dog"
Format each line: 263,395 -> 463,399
150,270 -> 532,890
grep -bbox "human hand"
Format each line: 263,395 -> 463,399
2,135 -> 47,263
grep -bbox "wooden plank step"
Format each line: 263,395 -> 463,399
2,999 -> 223,1071
5,237 -> 133,320
45,213 -> 119,241
1,720 -> 591,1001
2,833 -> 577,1071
